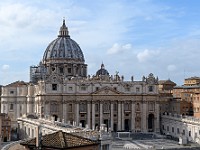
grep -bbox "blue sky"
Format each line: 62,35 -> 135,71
0,0 -> 200,85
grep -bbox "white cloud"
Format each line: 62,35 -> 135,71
2,65 -> 10,70
107,43 -> 132,55
137,49 -> 159,62
167,65 -> 176,72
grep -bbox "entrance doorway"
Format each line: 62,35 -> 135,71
148,114 -> 154,132
124,119 -> 130,131
104,119 -> 109,131
80,120 -> 86,127
113,123 -> 117,132
53,114 -> 58,121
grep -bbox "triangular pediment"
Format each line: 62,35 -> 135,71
91,86 -> 122,95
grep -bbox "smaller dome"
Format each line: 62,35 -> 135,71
96,63 -> 109,76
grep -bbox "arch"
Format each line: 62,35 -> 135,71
148,114 -> 154,132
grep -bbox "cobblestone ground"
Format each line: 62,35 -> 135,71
8,144 -> 27,150
112,133 -> 200,150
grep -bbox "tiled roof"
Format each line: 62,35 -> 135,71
5,81 -> 28,87
20,130 -> 99,149
158,80 -> 176,85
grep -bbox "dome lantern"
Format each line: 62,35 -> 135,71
58,19 -> 69,37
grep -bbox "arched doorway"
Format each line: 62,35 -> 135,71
53,114 -> 58,121
148,114 -> 154,132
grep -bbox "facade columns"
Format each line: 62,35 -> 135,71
155,103 -> 160,132
142,102 -> 147,132
92,103 -> 95,130
75,103 -> 79,126
131,102 -> 135,132
110,103 -> 114,131
100,103 -> 103,126
118,102 -> 121,131
121,103 -> 124,130
63,103 -> 67,122
87,103 -> 91,129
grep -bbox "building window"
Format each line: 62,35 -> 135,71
10,104 -> 13,111
167,126 -> 169,131
125,87 -> 130,92
96,87 -> 99,91
68,86 -> 73,91
59,67 -> 64,74
95,104 -> 99,111
172,127 -> 174,133
189,131 -> 191,137
80,86 -> 87,91
124,103 -> 131,111
103,103 -> 110,113
50,103 -> 58,113
28,128 -> 30,136
32,129 -> 34,138
10,91 -> 14,94
136,87 -> 140,93
149,103 -> 154,111
69,104 -> 72,112
79,103 -> 87,112
52,84 -> 57,91
148,86 -> 154,92
68,68 -> 72,73
114,103 -> 117,111
162,125 -> 165,130
177,128 -> 180,134
183,129 -> 185,135
136,103 -> 140,111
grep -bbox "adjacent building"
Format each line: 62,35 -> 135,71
0,113 -> 11,142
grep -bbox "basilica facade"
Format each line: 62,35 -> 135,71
1,20 -> 160,133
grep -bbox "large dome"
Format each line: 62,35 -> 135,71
42,20 -> 85,63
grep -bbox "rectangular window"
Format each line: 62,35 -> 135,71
172,127 -> 174,133
167,126 -> 169,131
68,68 -> 72,73
68,86 -> 73,91
52,84 -> 57,91
10,104 -> 13,110
96,87 -> 99,91
125,87 -> 130,92
10,91 -> 14,94
183,129 -> 185,135
80,86 -> 87,91
103,103 -> 110,113
177,128 -> 180,134
148,86 -> 154,92
114,103 -> 117,111
189,131 -> 191,137
136,87 -> 140,93
95,104 -> 99,111
79,103 -> 87,112
32,129 -> 34,138
162,125 -> 165,130
59,67 -> 64,74
69,104 -> 72,112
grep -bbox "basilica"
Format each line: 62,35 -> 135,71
1,20 -> 160,133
